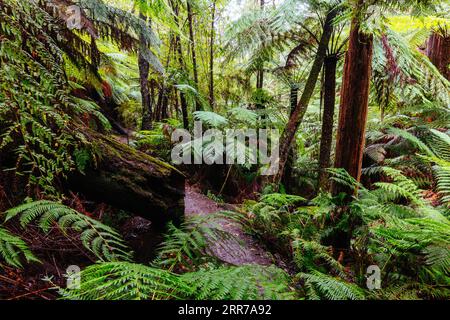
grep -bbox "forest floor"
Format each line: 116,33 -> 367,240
184,184 -> 275,266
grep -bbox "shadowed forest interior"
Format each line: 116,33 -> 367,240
0,0 -> 449,300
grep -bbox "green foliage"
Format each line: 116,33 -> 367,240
182,265 -> 295,300
0,227 -> 40,268
193,111 -> 228,128
5,201 -> 132,262
60,262 -> 188,300
60,262 -> 294,300
300,271 -> 365,300
0,0 -> 79,195
155,212 -> 243,271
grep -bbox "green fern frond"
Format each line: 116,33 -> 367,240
182,265 -> 295,300
155,213 -> 243,271
60,262 -> 189,300
193,111 -> 228,128
5,201 -> 131,262
0,227 -> 40,268
300,271 -> 365,300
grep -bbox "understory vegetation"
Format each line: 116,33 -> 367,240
0,0 -> 449,300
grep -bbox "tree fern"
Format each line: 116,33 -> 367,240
5,201 -> 132,262
155,212 -> 244,271
193,111 -> 228,128
182,265 -> 295,300
59,262 -> 295,300
300,271 -> 365,300
0,227 -> 40,268
60,262 -> 189,300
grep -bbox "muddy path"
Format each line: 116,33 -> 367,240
184,184 -> 275,266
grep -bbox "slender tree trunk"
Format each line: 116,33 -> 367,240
426,31 -> 450,80
270,9 -> 336,187
138,12 -> 153,130
255,0 -> 265,122
332,18 -> 373,196
318,55 -> 338,191
171,1 -> 189,129
209,0 -> 216,108
176,35 -> 189,129
290,85 -> 299,113
187,1 -> 200,111
281,85 -> 299,192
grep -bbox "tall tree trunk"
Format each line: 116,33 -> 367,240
171,1 -> 189,129
332,19 -> 373,196
426,31 -> 450,80
255,0 -> 265,122
138,12 -> 153,130
318,55 -> 338,191
270,9 -> 336,187
187,1 -> 200,111
176,39 -> 189,129
290,85 -> 299,114
209,0 -> 216,108
281,84 -> 299,192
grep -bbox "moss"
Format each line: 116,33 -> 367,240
86,129 -> 184,177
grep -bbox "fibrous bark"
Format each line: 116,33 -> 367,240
426,31 -> 450,80
332,18 -> 373,196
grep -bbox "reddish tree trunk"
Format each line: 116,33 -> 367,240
332,19 -> 373,196
318,55 -> 338,191
426,31 -> 450,80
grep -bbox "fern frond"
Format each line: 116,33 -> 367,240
5,201 -> 131,262
155,213 -> 244,271
300,271 -> 365,300
60,262 -> 189,300
0,227 -> 40,268
182,265 -> 295,300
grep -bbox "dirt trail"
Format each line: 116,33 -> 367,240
184,184 -> 274,266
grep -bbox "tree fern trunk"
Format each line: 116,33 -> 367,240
318,55 -> 338,191
332,19 -> 373,196
426,31 -> 450,80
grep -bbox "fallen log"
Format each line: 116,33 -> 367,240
68,130 -> 185,226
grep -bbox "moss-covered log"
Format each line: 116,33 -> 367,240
68,131 -> 185,226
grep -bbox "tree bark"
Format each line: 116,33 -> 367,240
270,9 -> 336,187
209,0 -> 216,108
138,12 -> 153,130
426,31 -> 450,80
332,18 -> 373,196
281,85 -> 298,192
170,1 -> 189,129
68,130 -> 185,226
318,55 -> 338,191
187,1 -> 200,111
